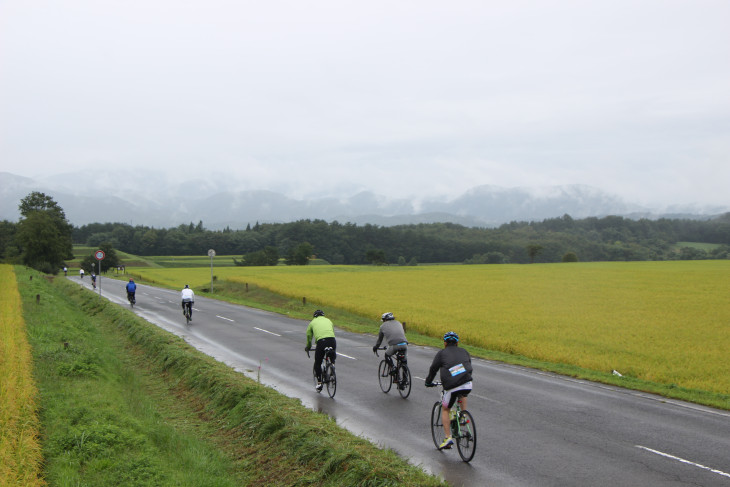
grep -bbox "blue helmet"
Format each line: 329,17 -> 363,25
313,309 -> 325,318
443,331 -> 459,343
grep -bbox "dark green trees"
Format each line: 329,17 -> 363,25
15,192 -> 73,274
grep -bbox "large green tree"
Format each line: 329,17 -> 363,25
15,192 -> 73,274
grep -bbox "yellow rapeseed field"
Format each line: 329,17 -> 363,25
0,265 -> 44,486
132,260 -> 730,396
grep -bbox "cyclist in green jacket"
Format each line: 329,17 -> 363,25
305,309 -> 336,392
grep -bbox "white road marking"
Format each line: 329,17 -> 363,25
336,352 -> 357,360
216,315 -> 235,322
636,445 -> 730,478
254,327 -> 281,337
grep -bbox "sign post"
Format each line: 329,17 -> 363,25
208,249 -> 216,293
94,250 -> 105,297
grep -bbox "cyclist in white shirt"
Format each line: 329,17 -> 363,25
181,285 -> 195,318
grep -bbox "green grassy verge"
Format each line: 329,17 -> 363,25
17,267 -> 445,486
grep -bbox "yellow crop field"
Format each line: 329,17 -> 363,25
131,261 -> 730,396
0,265 -> 44,486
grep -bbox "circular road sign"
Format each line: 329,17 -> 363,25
94,250 -> 105,261
208,249 -> 216,257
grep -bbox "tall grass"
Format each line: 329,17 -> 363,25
0,265 -> 44,486
129,261 -> 730,403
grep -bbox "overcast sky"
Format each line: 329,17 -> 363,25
1,0 -> 728,208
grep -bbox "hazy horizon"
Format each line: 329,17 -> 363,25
2,1 -> 729,208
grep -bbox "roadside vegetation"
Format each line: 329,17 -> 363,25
123,261 -> 730,410
12,266 -> 444,486
0,265 -> 43,486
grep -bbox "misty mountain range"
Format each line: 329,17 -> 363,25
1,171 -> 727,230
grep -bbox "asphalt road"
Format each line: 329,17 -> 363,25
73,275 -> 730,486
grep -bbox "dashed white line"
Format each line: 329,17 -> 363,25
216,315 -> 235,322
254,327 -> 281,337
636,445 -> 730,478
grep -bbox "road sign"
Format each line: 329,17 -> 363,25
95,250 -> 105,261
208,249 -> 216,257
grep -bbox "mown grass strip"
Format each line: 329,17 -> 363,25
17,266 -> 445,486
0,265 -> 44,486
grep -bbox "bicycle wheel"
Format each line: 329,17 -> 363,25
397,364 -> 411,399
456,410 -> 476,462
325,363 -> 336,398
430,402 -> 446,449
378,360 -> 393,393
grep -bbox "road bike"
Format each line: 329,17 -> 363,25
306,347 -> 336,398
375,347 -> 411,398
183,300 -> 193,325
428,381 -> 476,462
127,291 -> 135,308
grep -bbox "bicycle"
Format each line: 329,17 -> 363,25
183,300 -> 193,325
127,291 -> 135,308
375,347 -> 411,398
428,381 -> 476,462
306,347 -> 336,398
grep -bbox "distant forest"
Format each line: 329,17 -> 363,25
64,214 -> 730,265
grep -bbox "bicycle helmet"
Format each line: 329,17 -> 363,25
313,309 -> 325,318
184,284 -> 189,288
381,312 -> 394,321
443,331 -> 459,343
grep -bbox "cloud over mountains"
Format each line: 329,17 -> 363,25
1,171 -> 726,230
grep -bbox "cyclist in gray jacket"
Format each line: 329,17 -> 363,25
372,312 -> 408,367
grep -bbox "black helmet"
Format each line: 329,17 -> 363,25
443,331 -> 459,343
184,284 -> 189,288
313,309 -> 325,318
381,312 -> 394,321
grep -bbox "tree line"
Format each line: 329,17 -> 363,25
2,192 -> 730,274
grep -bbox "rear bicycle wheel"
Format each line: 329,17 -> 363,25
378,360 -> 393,393
397,364 -> 411,399
430,402 -> 445,449
325,363 -> 336,398
456,410 -> 476,462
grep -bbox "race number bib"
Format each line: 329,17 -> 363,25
449,363 -> 466,376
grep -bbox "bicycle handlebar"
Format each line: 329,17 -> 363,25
374,346 -> 387,357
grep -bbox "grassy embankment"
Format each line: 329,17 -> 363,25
12,266 -> 444,486
0,265 -> 43,486
126,260 -> 730,410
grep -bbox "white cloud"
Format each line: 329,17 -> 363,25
1,0 -> 729,209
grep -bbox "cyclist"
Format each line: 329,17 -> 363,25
425,331 -> 473,450
372,312 -> 408,371
126,278 -> 136,303
91,273 -> 96,289
79,268 -> 84,279
181,284 -> 195,318
305,309 -> 336,392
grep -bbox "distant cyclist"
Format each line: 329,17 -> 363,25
425,331 -> 473,450
372,312 -> 408,369
181,284 -> 195,318
91,273 -> 96,289
126,278 -> 136,304
305,309 -> 336,392
79,268 -> 84,279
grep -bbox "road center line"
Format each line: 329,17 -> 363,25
636,445 -> 730,478
336,352 -> 357,360
216,315 -> 235,322
254,327 -> 281,337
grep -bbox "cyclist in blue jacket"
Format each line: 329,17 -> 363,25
126,278 -> 136,304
